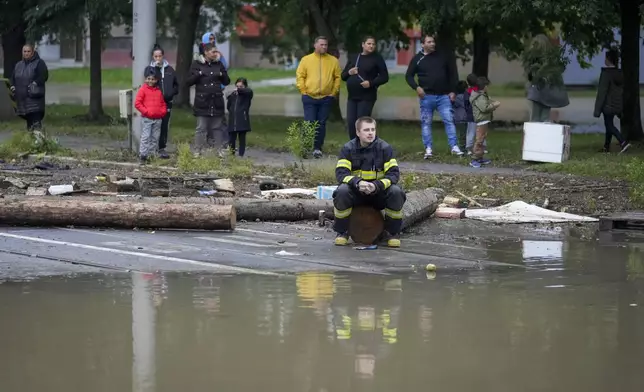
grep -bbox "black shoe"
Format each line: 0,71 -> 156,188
313,149 -> 323,159
158,149 -> 170,159
140,156 -> 148,165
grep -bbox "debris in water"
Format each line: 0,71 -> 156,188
275,250 -> 300,256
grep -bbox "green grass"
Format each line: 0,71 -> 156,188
1,104 -> 642,182
2,103 -> 643,211
47,67 -> 620,98
47,67 -> 295,89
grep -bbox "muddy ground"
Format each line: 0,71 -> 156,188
0,156 -> 633,217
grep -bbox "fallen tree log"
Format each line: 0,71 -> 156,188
3,187 -> 443,227
400,187 -> 445,231
349,188 -> 445,244
107,178 -> 139,192
0,199 -> 235,230
2,196 -> 334,222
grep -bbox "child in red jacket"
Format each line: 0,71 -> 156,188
135,66 -> 167,163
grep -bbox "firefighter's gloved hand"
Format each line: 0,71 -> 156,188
358,180 -> 376,195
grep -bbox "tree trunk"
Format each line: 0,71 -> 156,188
88,16 -> 104,120
472,24 -> 490,77
0,198 -> 236,230
174,0 -> 203,107
1,21 -> 26,80
619,0 -> 644,141
10,187 -> 444,225
75,22 -> 84,63
400,188 -> 445,230
437,24 -> 458,82
349,206 -> 385,244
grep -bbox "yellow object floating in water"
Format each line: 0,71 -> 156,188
425,263 -> 437,272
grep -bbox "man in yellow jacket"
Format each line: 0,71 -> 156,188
296,36 -> 341,158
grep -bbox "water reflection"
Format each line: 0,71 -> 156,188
1,266 -> 643,391
132,273 -> 156,392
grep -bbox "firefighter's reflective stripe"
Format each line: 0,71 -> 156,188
384,159 -> 398,172
342,175 -> 354,183
336,315 -> 352,340
334,207 -> 352,219
381,310 -> 397,344
350,170 -> 385,180
336,159 -> 352,170
380,178 -> 392,189
384,208 -> 403,219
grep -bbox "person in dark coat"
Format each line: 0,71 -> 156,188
151,44 -> 179,159
9,44 -> 49,131
341,36 -> 389,140
452,80 -> 472,153
593,49 -> 630,153
226,77 -> 253,157
185,43 -> 231,155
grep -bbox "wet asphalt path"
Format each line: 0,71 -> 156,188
0,222 -> 525,280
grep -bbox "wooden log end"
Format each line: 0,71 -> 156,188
349,205 -> 384,245
434,206 -> 466,219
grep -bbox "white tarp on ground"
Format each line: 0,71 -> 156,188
464,201 -> 599,223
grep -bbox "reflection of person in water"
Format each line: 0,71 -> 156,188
330,277 -> 403,379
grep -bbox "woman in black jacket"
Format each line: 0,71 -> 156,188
226,77 -> 253,156
185,43 -> 231,155
593,49 -> 630,153
151,44 -> 179,158
9,44 -> 49,131
341,36 -> 389,139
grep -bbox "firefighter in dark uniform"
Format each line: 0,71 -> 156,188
333,116 -> 406,247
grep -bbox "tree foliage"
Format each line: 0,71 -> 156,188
251,0 -> 416,62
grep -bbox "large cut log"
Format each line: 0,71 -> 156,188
0,199 -> 235,230
208,198 -> 333,221
2,196 -> 334,222
349,206 -> 385,244
348,188 -> 445,244
3,187 -> 442,228
400,187 -> 445,230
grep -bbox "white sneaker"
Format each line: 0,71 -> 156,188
424,147 -> 433,159
451,146 -> 464,156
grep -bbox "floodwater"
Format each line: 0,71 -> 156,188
42,84 -> 618,130
1,231 -> 644,391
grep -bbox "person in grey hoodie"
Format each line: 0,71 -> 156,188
151,44 -> 179,159
593,49 -> 630,153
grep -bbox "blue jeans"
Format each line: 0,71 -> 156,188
419,94 -> 458,149
302,95 -> 333,150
